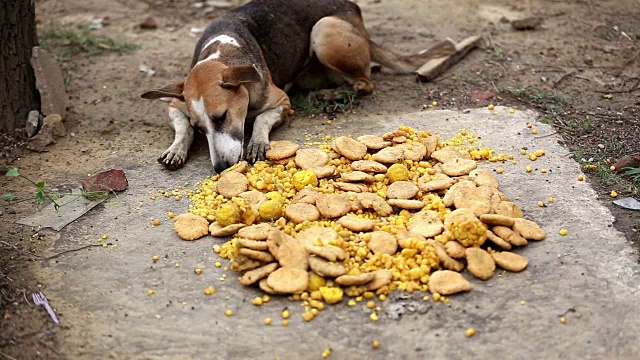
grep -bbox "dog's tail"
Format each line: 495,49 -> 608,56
369,39 -> 456,74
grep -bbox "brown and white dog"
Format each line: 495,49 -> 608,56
142,0 -> 454,173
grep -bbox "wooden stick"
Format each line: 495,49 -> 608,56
416,36 -> 482,82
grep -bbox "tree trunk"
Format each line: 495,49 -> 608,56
0,0 -> 38,134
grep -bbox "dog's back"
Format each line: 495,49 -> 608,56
192,0 -> 362,88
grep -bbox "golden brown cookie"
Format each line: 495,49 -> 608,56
266,140 -> 300,160
365,269 -> 393,290
229,254 -> 263,272
356,192 -> 393,216
209,222 -> 246,237
311,166 -> 336,179
491,251 -> 528,272
237,223 -> 272,240
428,270 -> 473,295
418,173 -> 455,192
485,229 -> 512,250
305,244 -> 346,263
239,248 -> 275,263
366,231 -> 398,255
174,213 -> 209,241
340,171 -> 375,183
440,158 -> 478,177
295,148 -> 329,169
469,169 -> 499,188
442,180 -> 476,207
259,278 -> 277,294
465,247 -> 495,280
332,136 -> 368,160
409,211 -> 444,238
492,226 -> 528,246
308,256 -> 347,278
240,262 -> 279,286
479,214 -> 516,227
316,194 -> 351,218
220,161 -> 249,175
373,147 -> 404,163
421,135 -> 440,158
387,181 -> 419,199
284,203 -> 320,223
388,199 -> 425,210
382,130 -> 408,140
291,188 -> 320,205
357,135 -> 392,150
512,218 -> 546,240
433,242 -> 465,272
495,201 -> 524,218
297,226 -> 340,246
445,241 -> 466,259
216,171 -> 249,198
453,185 -> 494,217
236,237 -> 269,251
398,142 -> 427,161
238,190 -> 268,212
430,147 -> 472,163
335,272 -> 376,286
276,234 -> 308,270
351,160 -> 388,173
333,182 -> 369,193
266,267 -> 309,294
336,215 -> 375,232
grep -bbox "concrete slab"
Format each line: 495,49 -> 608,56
35,107 -> 640,359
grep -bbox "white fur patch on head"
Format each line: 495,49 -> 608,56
202,35 -> 241,51
190,97 -> 207,123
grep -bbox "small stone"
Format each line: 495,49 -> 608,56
140,16 -> 158,29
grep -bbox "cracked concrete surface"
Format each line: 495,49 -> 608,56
35,107 -> 640,359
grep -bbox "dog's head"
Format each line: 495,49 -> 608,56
142,62 -> 261,173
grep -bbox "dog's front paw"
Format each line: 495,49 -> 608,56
158,147 -> 187,170
246,139 -> 270,164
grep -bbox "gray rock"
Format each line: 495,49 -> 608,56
25,110 -> 40,138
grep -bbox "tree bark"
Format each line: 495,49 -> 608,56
0,0 -> 38,134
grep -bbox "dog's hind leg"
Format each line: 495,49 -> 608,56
310,16 -> 374,95
158,99 -> 194,170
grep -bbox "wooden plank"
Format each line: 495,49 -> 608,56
415,36 -> 482,81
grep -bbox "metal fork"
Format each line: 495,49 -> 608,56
32,292 -> 59,324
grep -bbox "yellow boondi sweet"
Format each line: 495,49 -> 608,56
307,272 -> 327,292
215,203 -> 241,227
292,169 -> 318,190
319,286 -> 344,304
259,199 -> 283,221
386,163 -> 410,182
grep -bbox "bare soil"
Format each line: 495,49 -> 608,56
1,0 -> 638,358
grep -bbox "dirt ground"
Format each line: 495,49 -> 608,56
1,0 -> 638,358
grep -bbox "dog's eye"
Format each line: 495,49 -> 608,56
210,111 -> 227,124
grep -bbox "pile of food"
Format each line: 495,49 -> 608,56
172,126 -> 545,315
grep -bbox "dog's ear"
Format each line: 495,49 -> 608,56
221,64 -> 262,88
141,81 -> 185,101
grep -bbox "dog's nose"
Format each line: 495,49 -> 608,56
214,161 -> 230,174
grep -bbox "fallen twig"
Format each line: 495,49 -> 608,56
553,71 -> 576,89
0,241 -> 43,259
44,244 -> 105,260
534,131 -> 558,139
0,350 -> 17,360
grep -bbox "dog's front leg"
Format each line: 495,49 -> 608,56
158,100 -> 194,170
246,105 -> 287,163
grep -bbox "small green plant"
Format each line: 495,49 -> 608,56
2,166 -> 109,210
290,89 -> 359,114
624,167 -> 640,183
39,23 -> 138,62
